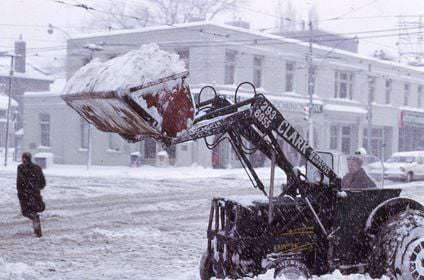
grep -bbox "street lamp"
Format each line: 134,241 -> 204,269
81,43 -> 104,170
0,51 -> 20,166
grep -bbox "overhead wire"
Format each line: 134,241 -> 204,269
0,23 -> 101,31
2,23 -> 421,53
8,29 -> 421,57
321,14 -> 423,21
2,0 -> 419,71
322,0 -> 382,21
224,1 -> 302,24
46,0 -> 148,23
32,0 -> 420,53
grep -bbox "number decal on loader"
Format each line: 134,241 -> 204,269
254,101 -> 277,129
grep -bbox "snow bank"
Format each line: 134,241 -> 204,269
27,164 -> 286,182
91,227 -> 161,239
63,43 -> 185,94
0,258 -> 38,280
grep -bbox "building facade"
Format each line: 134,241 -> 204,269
23,22 -> 424,167
0,38 -> 53,158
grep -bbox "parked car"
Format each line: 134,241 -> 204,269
378,151 -> 424,182
362,155 -> 385,182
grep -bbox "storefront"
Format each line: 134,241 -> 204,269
323,103 -> 366,155
362,126 -> 393,158
209,91 -> 323,168
399,110 -> 424,152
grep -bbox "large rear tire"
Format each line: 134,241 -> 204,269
368,209 -> 424,279
199,251 -> 213,280
274,259 -> 311,279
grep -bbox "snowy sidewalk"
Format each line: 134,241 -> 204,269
0,162 -> 287,181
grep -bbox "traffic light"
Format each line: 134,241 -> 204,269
303,105 -> 310,121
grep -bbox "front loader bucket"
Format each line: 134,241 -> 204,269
61,72 -> 194,140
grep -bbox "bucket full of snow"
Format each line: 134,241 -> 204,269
61,44 -> 195,141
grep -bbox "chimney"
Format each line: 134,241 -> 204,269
14,35 -> 26,73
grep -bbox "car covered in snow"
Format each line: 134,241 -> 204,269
379,151 -> 424,182
359,155 -> 385,183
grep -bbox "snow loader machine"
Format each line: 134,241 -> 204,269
62,73 -> 424,279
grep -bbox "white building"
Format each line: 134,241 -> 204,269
23,22 -> 424,167
0,93 -> 18,158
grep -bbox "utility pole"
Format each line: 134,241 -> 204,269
87,124 -> 92,169
307,20 -> 315,146
1,53 -> 17,167
83,44 -> 103,170
367,64 -> 373,154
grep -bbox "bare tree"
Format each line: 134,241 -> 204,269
87,0 -> 151,30
87,0 -> 247,30
146,0 -> 246,25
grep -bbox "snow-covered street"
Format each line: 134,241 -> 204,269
0,166 -> 271,280
0,165 -> 423,280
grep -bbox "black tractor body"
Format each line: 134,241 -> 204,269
202,186 -> 424,279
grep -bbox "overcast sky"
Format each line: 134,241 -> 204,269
1,0 -> 423,65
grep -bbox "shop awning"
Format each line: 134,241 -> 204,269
324,104 -> 367,114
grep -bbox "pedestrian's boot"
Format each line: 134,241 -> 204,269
32,215 -> 42,238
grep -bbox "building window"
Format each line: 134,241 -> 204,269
341,126 -> 351,154
418,85 -> 423,108
80,119 -> 89,149
385,79 -> 392,104
224,50 -> 237,84
144,138 -> 156,159
108,133 -> 120,151
330,126 -> 338,150
176,49 -> 189,71
39,113 -> 50,147
399,126 -> 424,151
404,83 -> 410,106
363,128 -> 384,157
253,55 -> 263,88
368,76 -> 376,103
285,61 -> 295,92
334,70 -> 354,99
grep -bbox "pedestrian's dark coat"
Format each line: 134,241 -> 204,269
342,168 -> 377,189
16,162 -> 46,218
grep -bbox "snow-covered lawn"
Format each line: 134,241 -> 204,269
0,165 -> 421,279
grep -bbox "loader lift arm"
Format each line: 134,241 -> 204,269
170,83 -> 341,196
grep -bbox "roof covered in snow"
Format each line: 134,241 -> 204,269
0,58 -> 54,82
25,78 -> 66,97
71,21 -> 424,75
0,93 -> 18,109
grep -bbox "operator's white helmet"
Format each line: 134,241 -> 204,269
355,147 -> 368,155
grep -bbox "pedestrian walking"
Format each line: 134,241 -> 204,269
16,152 -> 46,237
